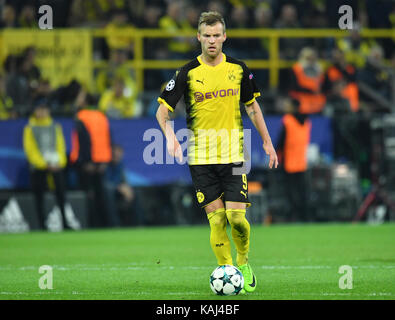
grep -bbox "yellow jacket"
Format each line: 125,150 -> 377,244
99,89 -> 136,118
23,116 -> 67,170
159,15 -> 194,54
105,23 -> 136,50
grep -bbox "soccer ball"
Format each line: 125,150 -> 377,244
209,265 -> 244,296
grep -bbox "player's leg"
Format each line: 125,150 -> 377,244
221,164 -> 256,292
205,198 -> 233,266
226,201 -> 256,292
225,201 -> 249,267
189,164 -> 232,266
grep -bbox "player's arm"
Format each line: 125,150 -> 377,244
245,100 -> 278,169
156,67 -> 187,162
156,103 -> 183,162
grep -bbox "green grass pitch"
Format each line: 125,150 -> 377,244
0,223 -> 394,300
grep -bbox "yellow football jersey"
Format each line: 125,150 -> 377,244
158,53 -> 260,165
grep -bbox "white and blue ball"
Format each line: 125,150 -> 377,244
209,265 -> 244,295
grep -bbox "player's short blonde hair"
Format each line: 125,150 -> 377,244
198,11 -> 226,34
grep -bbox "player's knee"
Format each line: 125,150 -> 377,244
207,209 -> 227,229
209,218 -> 227,230
226,210 -> 246,228
204,199 -> 225,214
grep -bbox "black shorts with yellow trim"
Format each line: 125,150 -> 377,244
188,163 -> 251,209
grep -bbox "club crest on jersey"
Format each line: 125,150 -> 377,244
166,79 -> 175,91
196,191 -> 205,203
194,88 -> 239,103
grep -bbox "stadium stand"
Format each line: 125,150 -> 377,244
0,0 -> 394,231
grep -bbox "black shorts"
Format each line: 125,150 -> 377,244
188,163 -> 251,208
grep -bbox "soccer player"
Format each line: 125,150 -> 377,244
156,11 -> 278,293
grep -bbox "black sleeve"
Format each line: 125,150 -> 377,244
158,67 -> 188,111
240,63 -> 261,104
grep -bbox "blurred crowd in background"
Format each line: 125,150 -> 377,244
0,0 -> 394,228
0,0 -> 394,120
2,0 -> 394,30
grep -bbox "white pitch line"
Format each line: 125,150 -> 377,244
260,265 -> 395,269
0,264 -> 394,271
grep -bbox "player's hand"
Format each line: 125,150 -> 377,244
167,138 -> 183,163
263,140 -> 278,169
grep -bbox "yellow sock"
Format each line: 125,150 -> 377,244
207,208 -> 233,266
226,209 -> 250,266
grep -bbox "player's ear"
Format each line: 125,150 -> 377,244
223,32 -> 227,42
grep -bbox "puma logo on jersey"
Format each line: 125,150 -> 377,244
196,79 -> 204,85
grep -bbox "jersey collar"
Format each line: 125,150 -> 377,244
197,53 -> 226,68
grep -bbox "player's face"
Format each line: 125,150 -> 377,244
197,22 -> 226,59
